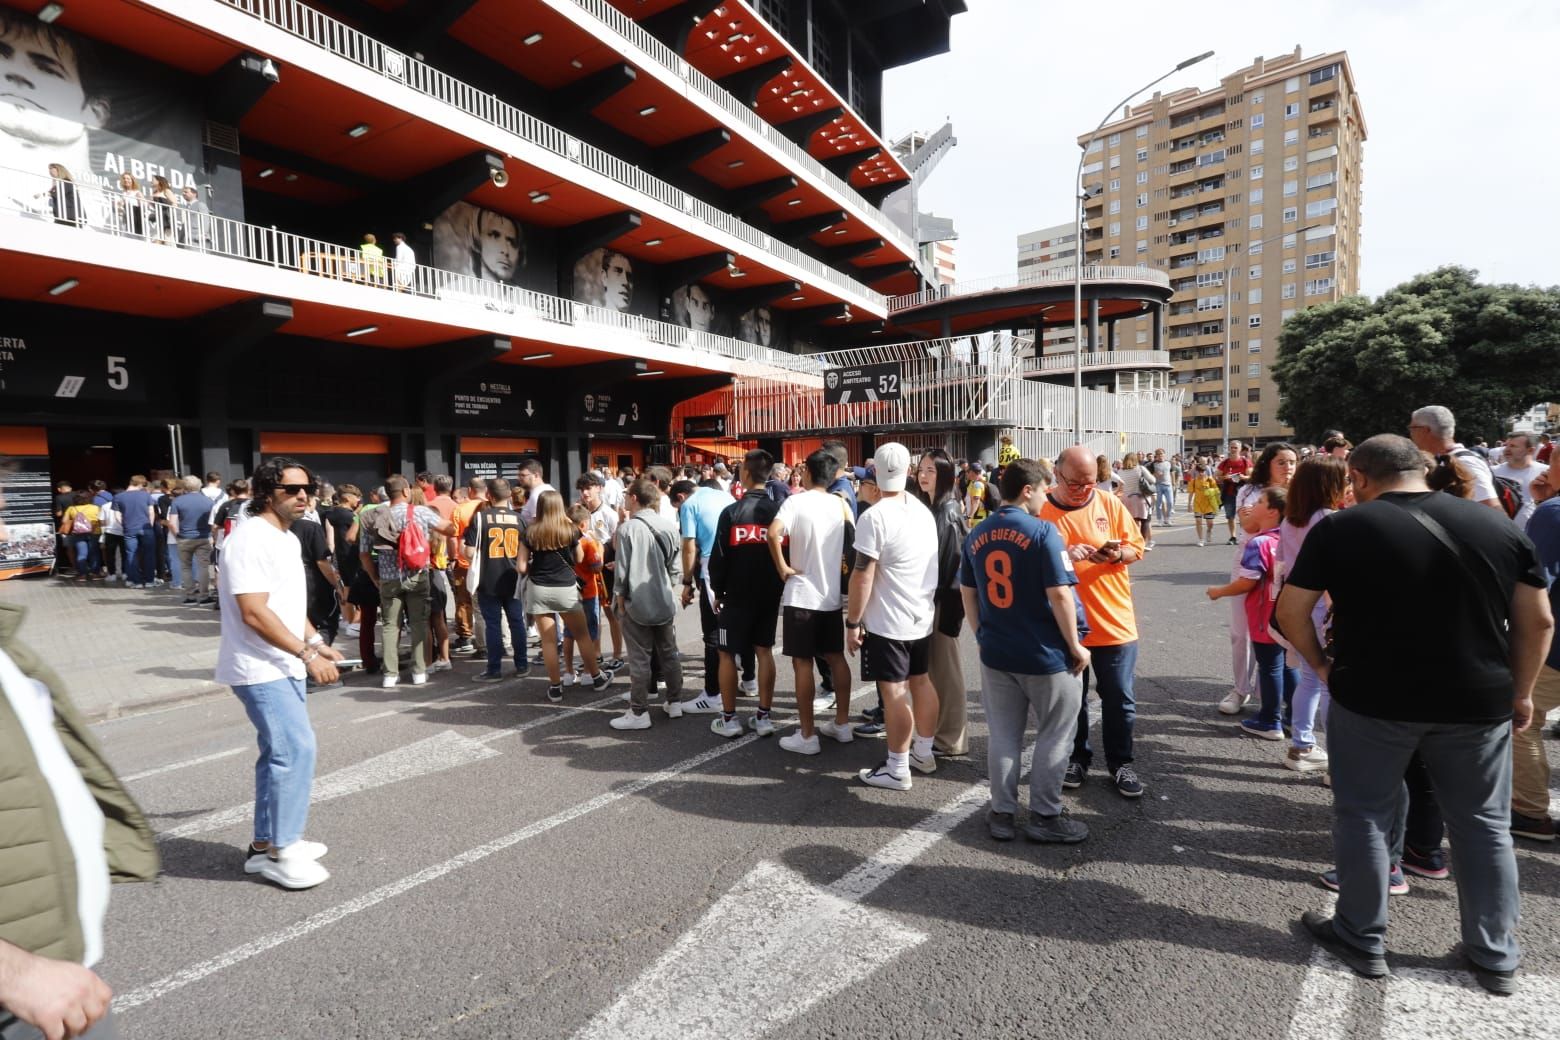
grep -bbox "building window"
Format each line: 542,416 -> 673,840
1248,387 -> 1262,402
1248,264 -> 1262,279
1110,153 -> 1121,169
1136,123 -> 1148,138
1283,232 -> 1297,249
1137,239 -> 1148,253
1309,64 -> 1339,85
1284,128 -> 1299,146
1283,259 -> 1298,275
1250,164 -> 1264,180
1252,92 -> 1265,106
1285,102 -> 1301,118
1284,155 -> 1300,172
1305,250 -> 1335,269
1136,148 -> 1148,162
1282,308 -> 1296,321
1087,140 -> 1104,154
1248,338 -> 1262,353
1305,277 -> 1334,296
1282,282 -> 1296,299
1137,170 -> 1149,184
1136,215 -> 1148,230
1109,221 -> 1120,235
1284,179 -> 1298,197
1137,329 -> 1148,343
1248,315 -> 1262,329
1307,171 -> 1337,190
1196,270 -> 1225,287
1285,77 -> 1299,93
1306,197 -> 1339,218
1305,224 -> 1337,241
1137,192 -> 1149,206
1249,213 -> 1264,230
1109,199 -> 1121,214
1109,246 -> 1121,259
1248,287 -> 1263,305
1251,138 -> 1264,155
1283,206 -> 1298,222
1250,113 -> 1265,128
1249,239 -> 1264,255
1249,187 -> 1264,205
1108,132 -> 1122,146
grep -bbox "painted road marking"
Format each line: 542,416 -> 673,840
122,747 -> 246,783
112,733 -> 760,1012
574,751 -> 1011,1040
1383,967 -> 1559,1038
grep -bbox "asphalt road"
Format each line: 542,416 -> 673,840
85,518 -> 1560,1039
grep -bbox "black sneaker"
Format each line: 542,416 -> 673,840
1227,536 -> 1238,546
451,639 -> 477,656
546,685 -> 564,703
1023,810 -> 1088,844
1301,911 -> 1388,978
1400,845 -> 1450,880
1063,762 -> 1086,789
591,671 -> 613,692
1466,956 -> 1516,997
987,810 -> 1016,842
182,596 -> 198,605
1511,810 -> 1557,841
198,596 -> 216,606
472,672 -> 504,683
1112,765 -> 1145,799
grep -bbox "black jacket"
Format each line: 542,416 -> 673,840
933,497 -> 967,636
709,489 -> 783,604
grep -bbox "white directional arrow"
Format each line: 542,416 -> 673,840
575,776 -> 995,1040
525,400 -> 534,417
158,729 -> 500,841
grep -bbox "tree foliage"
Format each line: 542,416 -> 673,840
1273,266 -> 1560,443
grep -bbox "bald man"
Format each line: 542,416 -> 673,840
1039,446 -> 1147,800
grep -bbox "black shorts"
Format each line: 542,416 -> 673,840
717,596 -> 781,655
860,632 -> 931,683
782,606 -> 844,659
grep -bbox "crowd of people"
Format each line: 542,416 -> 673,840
5,400 -> 1557,1039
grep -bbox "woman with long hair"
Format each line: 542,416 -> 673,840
1219,441 -> 1299,715
115,171 -> 144,237
1274,455 -> 1348,773
43,163 -> 79,227
149,174 -> 177,245
521,489 -> 611,702
1121,452 -> 1155,549
917,450 -> 970,756
1095,454 -> 1122,497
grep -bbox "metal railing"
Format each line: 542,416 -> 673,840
563,0 -> 915,259
888,264 -> 1172,311
5,168 -> 824,378
218,0 -> 886,309
1023,350 -> 1172,374
730,333 -> 1184,443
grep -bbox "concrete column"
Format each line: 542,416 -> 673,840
1152,303 -> 1164,351
1108,319 -> 1118,352
1088,298 -> 1100,354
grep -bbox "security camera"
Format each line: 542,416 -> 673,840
260,58 -> 280,83
490,167 -> 509,188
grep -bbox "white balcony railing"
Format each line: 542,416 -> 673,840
1023,351 -> 1173,374
563,0 -> 916,259
5,169 -> 824,378
219,0 -> 885,310
889,265 -> 1172,312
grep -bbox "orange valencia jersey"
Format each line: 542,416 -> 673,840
1038,488 -> 1144,647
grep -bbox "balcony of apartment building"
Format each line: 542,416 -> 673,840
31,0 -> 915,317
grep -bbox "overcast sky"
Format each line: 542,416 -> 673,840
882,0 -> 1560,296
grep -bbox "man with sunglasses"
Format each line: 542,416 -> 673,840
216,458 -> 344,890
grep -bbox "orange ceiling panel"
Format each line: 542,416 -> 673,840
0,250 -> 248,318
448,1 -> 617,89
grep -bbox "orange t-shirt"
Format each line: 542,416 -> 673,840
1039,489 -> 1143,647
452,498 -> 483,567
576,533 -> 606,600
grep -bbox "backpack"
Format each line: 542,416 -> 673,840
70,509 -> 92,534
396,503 -> 430,571
1454,449 -> 1525,519
833,492 -> 857,580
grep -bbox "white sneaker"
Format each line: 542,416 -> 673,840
411,673 -> 428,686
431,660 -> 452,673
245,839 -> 327,874
381,675 -> 400,689
817,719 -> 854,744
909,749 -> 937,775
561,670 -> 576,687
663,699 -> 683,719
255,846 -> 330,889
621,689 -> 632,703
752,714 -> 775,737
738,678 -> 759,697
1217,690 -> 1249,715
1196,540 -> 1206,547
1145,541 -> 1156,551
779,731 -> 821,755
681,692 -> 723,714
343,623 -> 360,637
858,763 -> 912,791
710,716 -> 745,739
1284,745 -> 1330,772
609,709 -> 651,731
813,692 -> 837,714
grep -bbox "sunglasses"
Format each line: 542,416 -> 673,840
280,483 -> 318,497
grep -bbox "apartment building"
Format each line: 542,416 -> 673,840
1076,47 -> 1365,451
1016,222 -> 1079,274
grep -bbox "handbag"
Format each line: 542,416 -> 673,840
464,510 -> 483,596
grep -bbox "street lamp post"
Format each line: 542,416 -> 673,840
1073,50 -> 1213,445
1219,222 -> 1322,456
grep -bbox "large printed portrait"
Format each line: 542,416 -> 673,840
670,283 -> 719,334
572,247 -> 635,312
0,8 -> 229,219
737,306 -> 773,347
431,201 -> 526,285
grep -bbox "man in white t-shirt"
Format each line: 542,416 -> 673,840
769,449 -> 856,754
1409,404 -> 1500,510
1495,432 -> 1543,528
577,472 -> 625,667
216,458 -> 343,891
844,442 -> 939,790
517,458 -> 555,524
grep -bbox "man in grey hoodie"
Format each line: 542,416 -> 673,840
610,479 -> 685,730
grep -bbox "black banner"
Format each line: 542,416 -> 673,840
458,455 -> 527,489
0,453 -> 55,577
822,362 -> 903,405
0,328 -> 167,408
682,414 -> 729,438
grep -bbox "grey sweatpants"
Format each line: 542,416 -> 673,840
981,664 -> 1083,817
622,612 -> 682,712
1328,701 -> 1520,971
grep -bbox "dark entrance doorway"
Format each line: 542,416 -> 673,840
48,426 -> 177,490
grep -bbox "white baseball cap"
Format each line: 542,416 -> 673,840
873,442 -> 911,493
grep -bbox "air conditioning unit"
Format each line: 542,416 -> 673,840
1167,219 -> 1178,227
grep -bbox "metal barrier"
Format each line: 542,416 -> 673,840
5,168 -> 824,378
564,0 -> 916,260
1023,350 -> 1173,373
889,264 -> 1172,312
220,0 -> 887,310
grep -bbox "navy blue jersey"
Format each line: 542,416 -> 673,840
959,505 -> 1079,675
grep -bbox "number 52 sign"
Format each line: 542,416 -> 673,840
822,361 -> 902,405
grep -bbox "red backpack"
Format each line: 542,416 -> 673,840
397,502 -> 430,571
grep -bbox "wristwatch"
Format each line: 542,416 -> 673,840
845,619 -> 862,629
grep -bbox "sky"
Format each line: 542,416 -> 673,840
882,0 -> 1560,297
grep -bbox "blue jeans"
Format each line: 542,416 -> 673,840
1072,641 -> 1137,771
581,596 -> 600,644
231,676 -> 316,848
1154,483 -> 1173,520
125,527 -> 156,584
1328,701 -> 1519,970
68,533 -> 94,576
478,589 -> 527,675
1251,640 -> 1296,730
1291,658 -> 1329,748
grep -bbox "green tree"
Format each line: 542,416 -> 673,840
1273,266 -> 1560,443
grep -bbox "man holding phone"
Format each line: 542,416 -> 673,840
1040,446 -> 1147,800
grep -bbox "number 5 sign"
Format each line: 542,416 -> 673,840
822,361 -> 903,405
